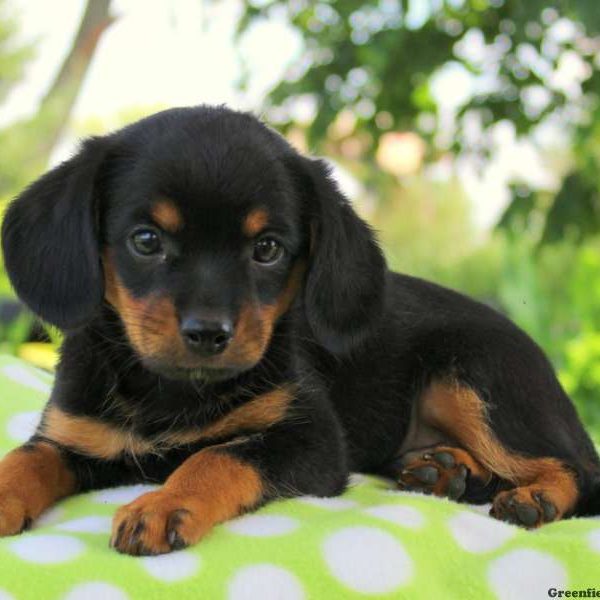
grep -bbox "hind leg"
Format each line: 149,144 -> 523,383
394,445 -> 496,502
403,379 -> 581,527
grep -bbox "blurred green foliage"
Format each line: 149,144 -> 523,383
240,0 -> 600,240
240,1 -> 599,140
0,0 -> 53,197
0,0 -> 32,104
499,237 -> 600,440
0,0 -> 31,329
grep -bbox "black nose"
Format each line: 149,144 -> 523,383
180,318 -> 233,356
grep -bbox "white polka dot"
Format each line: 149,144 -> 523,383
297,496 -> 358,510
488,549 -> 567,600
64,582 -> 130,600
228,564 -> 305,600
364,504 -> 425,529
93,485 -> 158,505
9,534 -> 85,564
588,529 -> 600,553
323,526 -> 413,593
470,503 -> 493,516
5,411 -> 41,442
34,506 -> 66,528
0,590 -> 16,600
448,511 -> 515,553
225,515 -> 299,537
58,516 -> 113,534
0,365 -> 51,394
142,552 -> 201,582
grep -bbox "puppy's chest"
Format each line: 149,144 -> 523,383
46,384 -> 294,463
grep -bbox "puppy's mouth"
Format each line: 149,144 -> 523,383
143,360 -> 244,383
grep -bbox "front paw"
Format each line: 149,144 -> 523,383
110,490 -> 207,556
0,492 -> 32,536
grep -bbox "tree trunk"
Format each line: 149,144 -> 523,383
37,0 -> 116,155
0,0 -> 116,196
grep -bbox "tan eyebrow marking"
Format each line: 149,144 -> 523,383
243,209 -> 269,237
151,199 -> 183,232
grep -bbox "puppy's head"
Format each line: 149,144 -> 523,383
2,106 -> 385,381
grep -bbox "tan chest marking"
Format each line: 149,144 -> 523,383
42,386 -> 294,460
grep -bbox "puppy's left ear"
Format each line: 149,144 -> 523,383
287,154 -> 387,354
2,137 -> 109,330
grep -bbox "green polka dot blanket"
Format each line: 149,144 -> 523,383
0,355 -> 598,600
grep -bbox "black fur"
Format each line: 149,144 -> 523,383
2,105 -> 600,534
2,137 -> 108,329
290,156 -> 386,353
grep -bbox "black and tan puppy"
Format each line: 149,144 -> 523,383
1,106 -> 599,555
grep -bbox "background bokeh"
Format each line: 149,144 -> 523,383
1,0 -> 600,441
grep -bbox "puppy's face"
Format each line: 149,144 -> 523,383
2,106 -> 386,383
100,116 -> 306,381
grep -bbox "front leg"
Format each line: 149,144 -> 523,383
0,441 -> 76,535
110,447 -> 262,555
111,405 -> 348,555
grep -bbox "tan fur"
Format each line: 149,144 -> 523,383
166,385 -> 293,445
42,386 -> 293,460
151,199 -> 183,232
111,448 -> 263,554
104,250 -> 306,372
493,470 -> 579,524
243,209 -> 269,237
0,442 -> 76,534
104,253 -> 180,358
420,380 -> 579,514
221,261 -> 306,365
44,406 -> 154,460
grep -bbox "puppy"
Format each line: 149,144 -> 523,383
0,106 -> 598,555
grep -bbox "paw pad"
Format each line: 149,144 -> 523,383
490,489 -> 559,528
431,451 -> 456,469
397,448 -> 469,500
404,466 -> 439,485
447,466 -> 467,500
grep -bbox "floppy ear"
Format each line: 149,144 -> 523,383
1,137 -> 108,330
289,155 -> 387,354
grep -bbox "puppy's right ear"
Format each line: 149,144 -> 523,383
2,137 -> 109,329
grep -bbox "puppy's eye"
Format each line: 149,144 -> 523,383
130,228 -> 162,256
253,237 -> 283,265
